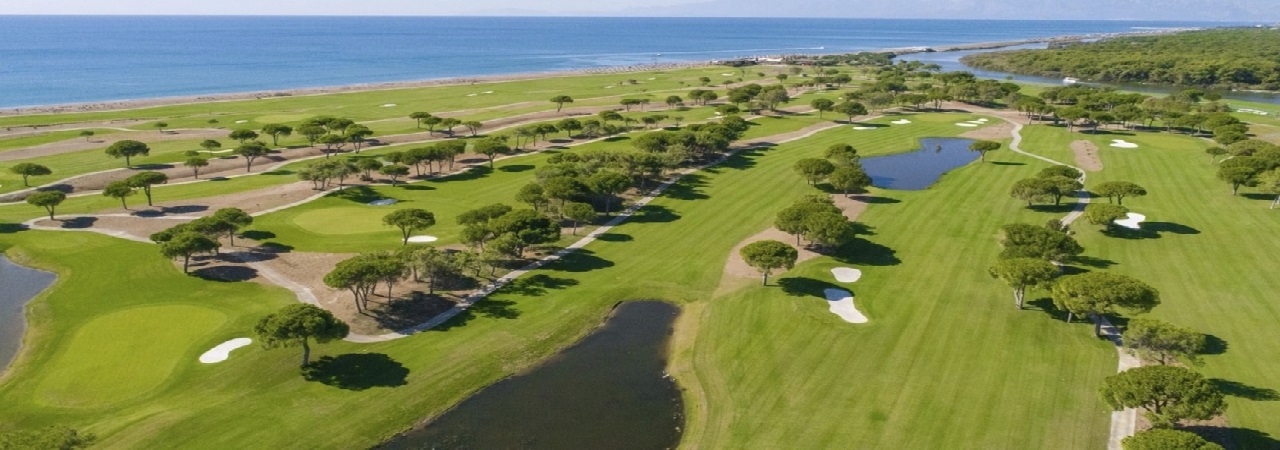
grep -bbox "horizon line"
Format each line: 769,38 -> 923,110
0,14 -> 1262,23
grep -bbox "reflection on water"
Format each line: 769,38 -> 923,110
0,255 -> 56,371
381,301 -> 683,450
861,137 -> 979,190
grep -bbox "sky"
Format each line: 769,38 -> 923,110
1,0 -> 1275,21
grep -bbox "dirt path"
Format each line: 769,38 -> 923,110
1071,140 -> 1104,171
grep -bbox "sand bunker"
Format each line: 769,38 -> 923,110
199,338 -> 252,364
975,118 -> 989,123
853,126 -> 878,130
234,120 -> 248,124
200,149 -> 234,154
368,199 -> 398,206
381,103 -> 397,107
956,123 -> 979,127
1114,212 -> 1147,230
466,93 -> 477,97
822,288 -> 868,324
721,73 -> 735,76
831,267 -> 863,283
891,119 -> 912,125
482,91 -> 494,94
406,235 -> 439,243
1110,139 -> 1139,149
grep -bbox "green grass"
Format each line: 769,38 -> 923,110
0,129 -> 119,154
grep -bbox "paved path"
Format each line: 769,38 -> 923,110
1004,117 -> 1137,449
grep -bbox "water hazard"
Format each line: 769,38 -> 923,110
0,254 -> 56,371
861,137 -> 979,190
381,301 -> 683,450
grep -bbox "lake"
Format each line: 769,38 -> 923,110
0,254 -> 56,372
861,137 -> 980,190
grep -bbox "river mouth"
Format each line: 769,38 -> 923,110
380,301 -> 683,450
0,254 -> 56,372
861,137 -> 979,191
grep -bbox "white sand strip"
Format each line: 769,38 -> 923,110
1114,212 -> 1146,230
234,120 -> 248,124
199,338 -> 252,364
381,103 -> 397,107
200,149 -> 235,154
956,123 -> 979,127
852,126 -> 878,130
831,267 -> 863,283
407,235 -> 439,243
822,288 -> 868,323
891,119 -> 911,125
1110,139 -> 1139,149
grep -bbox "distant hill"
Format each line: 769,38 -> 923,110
623,0 -> 1277,22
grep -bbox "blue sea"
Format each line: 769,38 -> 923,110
0,16 -> 1246,108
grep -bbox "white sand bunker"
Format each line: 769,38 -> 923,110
1111,139 -> 1139,149
199,338 -> 252,364
891,119 -> 911,125
822,288 -> 869,324
381,103 -> 397,107
956,123 -> 979,127
466,93 -> 477,97
368,199 -> 398,206
1114,212 -> 1147,230
974,118 -> 989,123
721,73 -> 735,76
200,149 -> 234,154
234,120 -> 249,124
853,126 -> 878,130
605,85 -> 616,89
831,267 -> 863,283
406,235 -> 439,243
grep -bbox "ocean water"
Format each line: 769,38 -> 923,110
0,16 -> 1242,108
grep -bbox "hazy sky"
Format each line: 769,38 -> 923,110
2,0 -> 1274,20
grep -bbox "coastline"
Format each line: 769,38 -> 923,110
0,27 -> 1201,118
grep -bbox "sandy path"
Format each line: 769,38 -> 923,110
959,120 -> 1014,140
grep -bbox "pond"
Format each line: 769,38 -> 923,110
861,137 -> 979,190
380,301 -> 683,450
0,254 -> 56,372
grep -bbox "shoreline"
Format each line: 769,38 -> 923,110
0,27 -> 1203,118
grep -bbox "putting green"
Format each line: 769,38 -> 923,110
289,207 -> 388,235
33,305 -> 227,408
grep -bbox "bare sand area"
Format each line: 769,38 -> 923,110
1071,140 -> 1104,171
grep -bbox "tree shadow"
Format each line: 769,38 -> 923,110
833,237 -> 901,266
663,174 -> 709,200
1028,204 -> 1077,214
1072,256 -> 1117,269
302,353 -> 409,391
191,265 -> 258,282
399,185 -> 433,191
710,148 -> 762,172
854,195 -> 902,204
57,216 -> 97,229
1182,426 -> 1280,450
258,242 -> 295,253
1202,334 -> 1229,355
0,223 -> 25,234
596,233 -> 633,242
240,230 -> 277,241
37,184 -> 74,194
436,165 -> 492,182
162,205 -> 209,214
628,205 -> 681,223
330,185 -> 385,203
1211,379 -> 1280,401
1144,222 -> 1200,235
989,161 -> 1026,166
500,273 -> 580,296
546,250 -> 614,272
1026,296 -> 1071,322
499,164 -> 534,173
776,277 -> 842,297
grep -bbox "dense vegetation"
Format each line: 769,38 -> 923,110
963,29 -> 1280,90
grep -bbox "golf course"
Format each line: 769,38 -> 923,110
1,56 -> 1278,450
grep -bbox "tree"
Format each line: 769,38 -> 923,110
998,223 -> 1083,263
102,180 -> 136,209
834,101 -> 867,123
739,240 -> 798,285
160,231 -> 219,273
104,140 -> 150,167
1217,157 -> 1269,196
988,257 -> 1059,309
379,164 -> 411,186
665,95 -> 683,108
794,158 -> 836,185
383,209 -> 436,245
562,202 -> 597,235
1100,365 -> 1226,429
409,112 -> 433,129
356,157 -> 383,180
261,124 -> 293,146
440,118 -> 462,136
1042,175 -> 1083,206
228,128 -> 259,144
79,130 -> 95,141
969,140 -> 1001,162
1205,146 -> 1228,164
825,143 -> 860,167
234,142 -> 270,172
473,137 -> 511,168
557,118 -> 583,138
1257,168 -> 1280,209
463,121 -> 484,137
542,176 -> 586,211
828,166 -> 872,197
1039,165 -> 1082,180
1052,272 -> 1160,335
0,426 -> 96,450
488,209 -> 560,257
200,139 -> 222,153
588,170 -> 631,214
211,208 -> 253,247
1085,203 -> 1130,231
1124,319 -> 1207,365
810,98 -> 835,118
26,191 -> 65,220
804,212 -> 857,250
154,121 -> 169,133
297,125 -> 326,147
254,304 -> 349,368
8,163 -> 51,187
345,125 -> 374,153
775,195 -> 841,245
550,95 -> 574,112
1010,178 -> 1054,207
318,133 -> 347,158
1122,429 -> 1224,450
126,171 -> 168,206
184,157 -> 209,178
515,182 -> 548,212
1094,181 -> 1148,205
